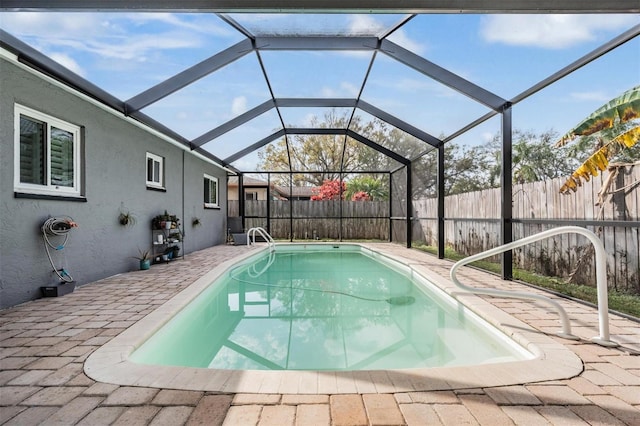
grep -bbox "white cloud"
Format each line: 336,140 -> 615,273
321,82 -> 359,98
231,96 -> 248,115
0,12 -> 225,61
569,91 -> 611,103
48,53 -> 86,77
349,15 -> 386,35
480,15 -> 639,49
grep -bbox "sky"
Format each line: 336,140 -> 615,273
0,12 -> 638,171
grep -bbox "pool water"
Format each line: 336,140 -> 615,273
130,245 -> 530,371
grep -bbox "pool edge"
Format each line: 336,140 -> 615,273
84,243 -> 584,394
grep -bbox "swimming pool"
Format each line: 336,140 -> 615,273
85,243 -> 583,393
129,245 -> 531,371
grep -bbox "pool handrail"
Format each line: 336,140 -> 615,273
450,225 -> 618,347
247,227 -> 275,251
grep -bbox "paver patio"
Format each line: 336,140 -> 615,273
1,243 -> 639,425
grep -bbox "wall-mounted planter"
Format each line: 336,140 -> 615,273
41,281 -> 76,297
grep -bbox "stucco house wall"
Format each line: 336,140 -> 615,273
0,54 -> 228,309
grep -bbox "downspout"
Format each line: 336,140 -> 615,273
406,162 -> 412,248
182,150 -> 186,254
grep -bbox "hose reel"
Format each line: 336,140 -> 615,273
41,216 -> 78,283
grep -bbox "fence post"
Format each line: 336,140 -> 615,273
437,144 -> 445,259
501,104 -> 513,280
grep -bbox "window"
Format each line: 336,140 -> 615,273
15,104 -> 81,197
245,191 -> 258,201
146,152 -> 164,189
204,174 -> 219,208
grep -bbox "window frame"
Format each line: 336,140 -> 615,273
14,104 -> 82,197
146,152 -> 165,190
204,173 -> 219,209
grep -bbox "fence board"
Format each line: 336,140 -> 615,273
410,165 -> 639,293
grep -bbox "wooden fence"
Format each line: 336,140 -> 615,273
414,164 -> 639,293
228,200 -> 390,240
228,164 -> 639,293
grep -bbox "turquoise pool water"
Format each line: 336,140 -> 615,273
130,245 -> 530,371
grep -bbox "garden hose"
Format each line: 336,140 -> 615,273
42,216 -> 77,283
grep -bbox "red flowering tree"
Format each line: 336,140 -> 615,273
350,191 -> 371,201
311,179 -> 346,200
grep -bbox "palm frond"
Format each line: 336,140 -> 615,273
555,86 -> 640,147
559,127 -> 640,194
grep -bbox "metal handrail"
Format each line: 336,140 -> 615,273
247,227 -> 275,251
450,226 -> 618,347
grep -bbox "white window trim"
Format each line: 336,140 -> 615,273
14,104 -> 82,197
204,173 -> 219,208
146,152 -> 164,190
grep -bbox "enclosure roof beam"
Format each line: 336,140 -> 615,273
125,39 -> 254,113
223,127 -> 409,166
347,130 -> 410,165
358,100 -> 441,147
1,29 -> 237,172
191,100 -> 276,147
191,97 -> 436,149
380,39 -> 508,111
510,23 -> 640,105
3,0 -> 637,13
278,128 -> 409,165
286,128 -> 348,135
224,129 -> 286,164
255,36 -> 379,50
442,110 -> 500,144
276,98 -> 358,108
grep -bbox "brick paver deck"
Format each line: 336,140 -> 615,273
1,243 -> 639,425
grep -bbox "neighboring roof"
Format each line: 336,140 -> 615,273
278,186 -> 316,198
228,176 -> 271,187
227,176 -> 317,198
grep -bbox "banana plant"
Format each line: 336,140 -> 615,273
555,86 -> 639,194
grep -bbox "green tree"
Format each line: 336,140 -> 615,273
484,129 -> 580,187
257,108 -> 518,197
258,110 -> 367,186
345,175 -> 389,201
411,143 -> 492,198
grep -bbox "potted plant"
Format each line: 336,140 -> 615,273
118,210 -> 136,226
133,248 -> 151,270
152,210 -> 171,230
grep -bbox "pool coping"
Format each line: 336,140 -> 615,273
84,243 -> 584,394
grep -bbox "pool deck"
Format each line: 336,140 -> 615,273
1,243 -> 639,425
